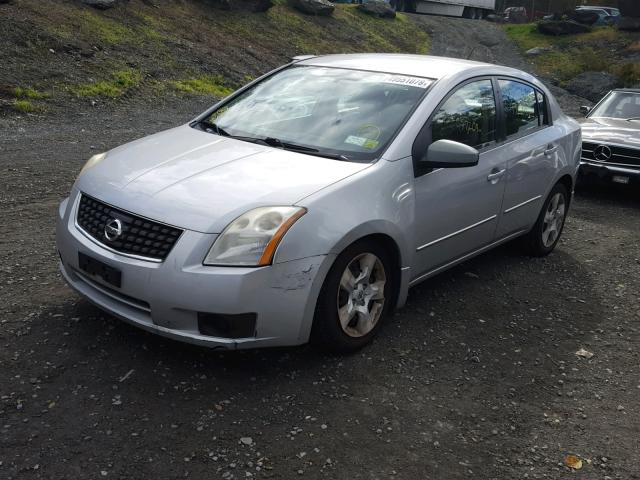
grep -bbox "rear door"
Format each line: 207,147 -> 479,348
494,79 -> 561,238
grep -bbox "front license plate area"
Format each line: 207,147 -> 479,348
612,175 -> 629,184
78,252 -> 122,288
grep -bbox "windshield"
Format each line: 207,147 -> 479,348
197,66 -> 433,161
590,91 -> 640,120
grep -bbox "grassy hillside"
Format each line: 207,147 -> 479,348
0,0 -> 429,115
504,23 -> 640,88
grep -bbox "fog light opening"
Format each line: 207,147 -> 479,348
197,312 -> 257,339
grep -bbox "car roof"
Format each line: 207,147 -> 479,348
613,88 -> 640,93
296,54 -> 499,80
578,5 -> 617,8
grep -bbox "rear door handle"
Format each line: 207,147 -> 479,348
487,168 -> 506,183
544,145 -> 558,156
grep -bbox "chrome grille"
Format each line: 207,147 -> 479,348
582,142 -> 640,167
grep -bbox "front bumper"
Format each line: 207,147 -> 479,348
579,160 -> 640,185
56,191 -> 333,349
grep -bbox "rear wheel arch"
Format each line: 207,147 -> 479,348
556,174 -> 574,207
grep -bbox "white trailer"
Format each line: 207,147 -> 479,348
399,0 -> 496,18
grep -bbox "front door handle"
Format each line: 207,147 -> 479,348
544,145 -> 558,156
487,168 -> 506,183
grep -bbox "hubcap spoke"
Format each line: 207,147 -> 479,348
340,268 -> 356,293
544,210 -> 554,224
367,280 -> 386,301
338,301 -> 355,329
357,254 -> 377,284
354,309 -> 372,336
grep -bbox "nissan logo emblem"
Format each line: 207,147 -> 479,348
594,144 -> 612,162
104,218 -> 123,242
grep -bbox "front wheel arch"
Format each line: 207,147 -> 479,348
310,235 -> 402,351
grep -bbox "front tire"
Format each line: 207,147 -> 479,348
522,183 -> 569,257
311,240 -> 395,352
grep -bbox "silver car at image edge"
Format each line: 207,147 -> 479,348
56,54 -> 581,352
579,88 -> 640,187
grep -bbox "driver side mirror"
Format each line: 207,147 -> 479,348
421,139 -> 479,168
579,105 -> 591,116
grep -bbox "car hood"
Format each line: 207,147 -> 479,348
76,125 -> 370,233
580,117 -> 640,148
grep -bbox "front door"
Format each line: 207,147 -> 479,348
412,79 -> 507,280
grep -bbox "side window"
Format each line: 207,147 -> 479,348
536,90 -> 549,126
431,80 -> 497,149
499,79 -> 542,137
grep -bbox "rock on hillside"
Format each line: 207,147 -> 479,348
537,20 -> 591,36
288,0 -> 334,16
82,0 -> 117,9
618,17 -> 640,32
565,72 -> 621,103
358,0 -> 396,19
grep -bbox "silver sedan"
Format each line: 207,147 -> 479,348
56,54 -> 581,352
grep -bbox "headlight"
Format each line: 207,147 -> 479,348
204,206 -> 306,266
78,152 -> 107,179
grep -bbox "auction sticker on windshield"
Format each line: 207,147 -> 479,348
382,75 -> 433,89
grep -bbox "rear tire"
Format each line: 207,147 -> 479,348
522,183 -> 569,257
311,240 -> 395,353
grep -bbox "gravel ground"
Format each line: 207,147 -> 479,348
1,15 -> 639,480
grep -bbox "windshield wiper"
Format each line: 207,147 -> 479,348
265,138 -> 351,161
626,117 -> 640,122
262,137 -> 318,152
233,136 -> 351,161
194,125 -> 351,161
195,120 -> 231,137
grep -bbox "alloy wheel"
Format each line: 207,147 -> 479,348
336,253 -> 386,338
541,192 -> 566,248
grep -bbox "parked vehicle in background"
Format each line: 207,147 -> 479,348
576,5 -> 620,17
543,6 -> 619,25
574,6 -> 618,25
504,6 -> 528,23
396,0 -> 495,18
56,54 -> 580,352
579,89 -> 640,186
